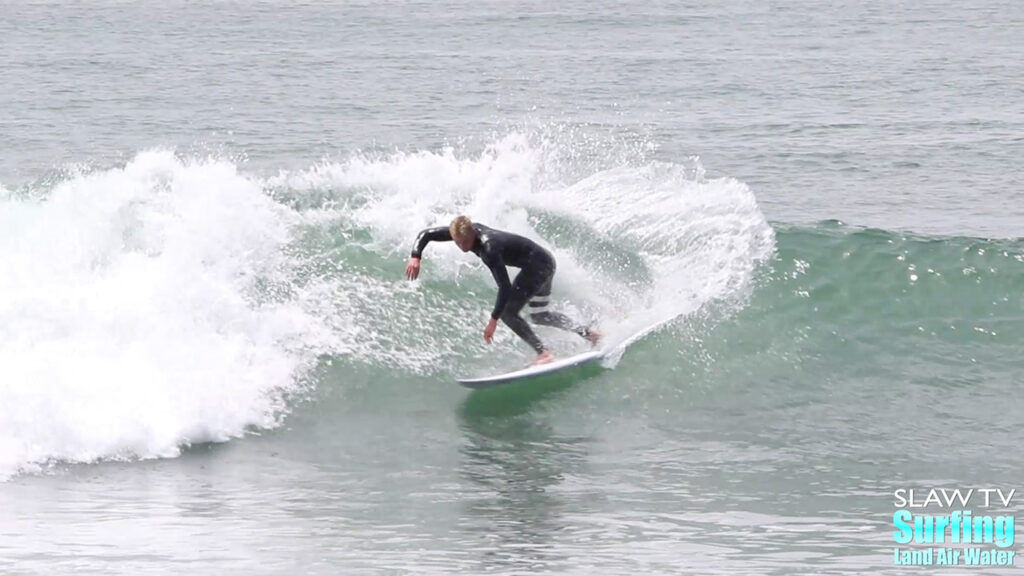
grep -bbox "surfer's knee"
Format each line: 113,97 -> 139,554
500,309 -> 523,327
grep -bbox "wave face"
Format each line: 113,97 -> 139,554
673,222 -> 1023,400
0,134 -> 775,478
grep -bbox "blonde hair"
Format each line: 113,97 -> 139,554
449,215 -> 474,239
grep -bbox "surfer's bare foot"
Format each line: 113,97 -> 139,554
530,351 -> 555,366
584,328 -> 603,347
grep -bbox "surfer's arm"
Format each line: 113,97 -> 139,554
410,226 -> 452,258
407,226 -> 453,280
482,252 -> 512,320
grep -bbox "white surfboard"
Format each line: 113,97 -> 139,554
457,349 -> 604,389
457,318 -> 676,389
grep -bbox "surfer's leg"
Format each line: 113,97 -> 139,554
526,278 -> 598,340
500,272 -> 547,354
501,311 -> 546,353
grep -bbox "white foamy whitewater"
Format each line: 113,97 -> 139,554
0,151 -> 333,479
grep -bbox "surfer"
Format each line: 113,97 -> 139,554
405,215 -> 601,366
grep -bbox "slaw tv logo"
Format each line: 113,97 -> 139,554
893,488 -> 1016,567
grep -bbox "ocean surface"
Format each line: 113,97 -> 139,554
1,1 -> 1022,574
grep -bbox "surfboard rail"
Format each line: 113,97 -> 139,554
457,350 -> 603,389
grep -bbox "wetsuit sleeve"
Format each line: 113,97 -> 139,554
410,226 -> 452,258
481,250 -> 512,320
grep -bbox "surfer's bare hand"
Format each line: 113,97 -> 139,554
405,257 -> 421,280
484,317 -> 498,343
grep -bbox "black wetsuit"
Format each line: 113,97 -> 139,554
411,223 -> 590,353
